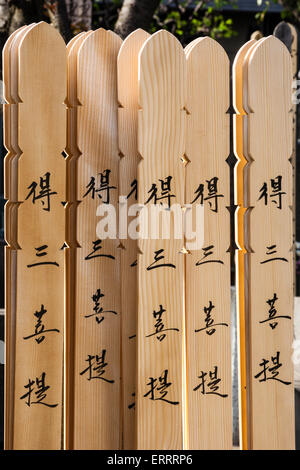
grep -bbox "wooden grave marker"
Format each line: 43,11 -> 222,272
185,37 -> 232,450
117,28 -> 150,450
4,21 -> 66,449
137,30 -> 186,450
67,28 -> 122,450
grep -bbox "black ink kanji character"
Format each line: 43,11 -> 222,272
20,372 -> 58,408
145,305 -> 179,341
195,301 -> 228,336
147,249 -> 176,270
23,304 -> 60,344
80,349 -> 114,383
25,172 -> 57,212
258,176 -> 286,210
27,245 -> 59,268
144,369 -> 179,405
85,240 -> 115,261
258,182 -> 268,206
193,366 -> 228,398
128,392 -> 135,410
84,288 -> 117,324
83,170 -> 116,204
191,177 -> 224,213
260,245 -> 288,264
127,179 -> 138,201
254,351 -> 291,385
259,293 -> 291,330
145,176 -> 175,209
196,245 -> 224,266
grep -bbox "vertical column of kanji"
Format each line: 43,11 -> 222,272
184,37 -> 231,449
65,30 -> 91,450
72,29 -> 122,449
137,30 -> 186,450
117,29 -> 150,450
232,39 -> 257,450
11,22 -> 66,449
246,36 -> 294,449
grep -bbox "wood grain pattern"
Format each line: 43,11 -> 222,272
117,28 -> 150,450
137,30 -> 186,450
239,36 -> 295,449
3,25 -> 28,202
3,24 -> 31,450
65,31 -> 91,450
69,28 -> 122,449
232,38 -> 257,450
4,21 -> 66,449
185,37 -> 231,449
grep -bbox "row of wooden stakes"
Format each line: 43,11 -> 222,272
3,21 -> 295,449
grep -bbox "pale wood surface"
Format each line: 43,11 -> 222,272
4,22 -> 66,449
137,30 -> 186,449
232,38 -> 256,450
65,31 -> 90,450
117,28 -> 150,450
70,28 -> 122,449
185,37 -> 231,449
3,25 -> 28,202
250,31 -> 263,41
238,36 -> 295,449
3,24 -> 33,450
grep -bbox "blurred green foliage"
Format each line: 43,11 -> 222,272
151,1 -> 237,44
256,0 -> 300,24
92,0 -> 237,45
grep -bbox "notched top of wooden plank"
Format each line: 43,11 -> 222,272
232,39 -> 256,116
185,37 -> 229,108
184,36 -> 229,157
247,35 -> 292,115
76,28 -> 122,106
138,30 -> 186,162
117,28 -> 150,109
117,29 -> 150,159
3,25 -> 28,104
10,24 -> 37,105
18,21 -> 66,104
246,36 -> 293,165
67,32 -> 92,108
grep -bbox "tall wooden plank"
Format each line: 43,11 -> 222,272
244,36 -> 295,449
137,30 -> 186,450
232,39 -> 257,450
185,37 -> 232,449
69,28 -> 122,449
274,22 -> 298,295
117,28 -> 150,450
65,31 -> 91,450
3,24 -> 32,450
4,22 -> 67,449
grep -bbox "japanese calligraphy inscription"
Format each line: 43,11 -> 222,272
137,31 -> 186,449
235,36 -> 295,449
185,37 -> 232,449
117,29 -> 150,450
4,22 -> 66,449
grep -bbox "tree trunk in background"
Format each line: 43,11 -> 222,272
115,0 -> 161,38
0,1 -> 10,79
65,0 -> 92,33
45,0 -> 73,43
